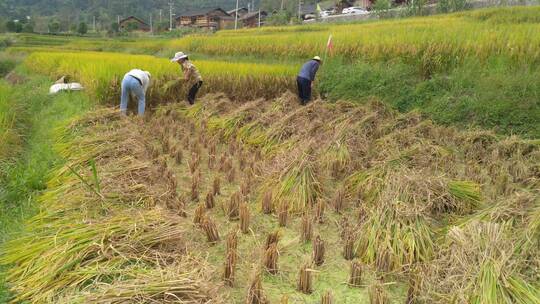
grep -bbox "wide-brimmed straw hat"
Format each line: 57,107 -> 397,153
171,52 -> 188,62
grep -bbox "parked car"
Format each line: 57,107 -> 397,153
342,7 -> 369,15
320,9 -> 335,18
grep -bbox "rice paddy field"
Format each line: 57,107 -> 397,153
1,5 -> 539,304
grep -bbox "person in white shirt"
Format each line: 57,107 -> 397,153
120,69 -> 151,116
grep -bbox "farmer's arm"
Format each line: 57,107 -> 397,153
310,63 -> 320,81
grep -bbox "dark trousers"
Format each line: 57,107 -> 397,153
188,81 -> 203,105
296,76 -> 312,105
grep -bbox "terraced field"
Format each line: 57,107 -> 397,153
1,5 -> 539,304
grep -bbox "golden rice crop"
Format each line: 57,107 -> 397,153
169,7 -> 540,66
23,51 -> 297,104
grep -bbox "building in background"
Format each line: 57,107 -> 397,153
241,11 -> 268,27
176,8 -> 233,31
118,16 -> 150,32
227,7 -> 249,19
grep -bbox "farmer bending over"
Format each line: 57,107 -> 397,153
171,52 -> 203,105
120,69 -> 151,116
297,56 -> 321,105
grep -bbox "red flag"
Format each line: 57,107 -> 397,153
326,35 -> 334,51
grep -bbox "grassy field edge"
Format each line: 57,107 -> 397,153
0,71 -> 92,301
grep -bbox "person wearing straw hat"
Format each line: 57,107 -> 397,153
120,69 -> 151,116
171,52 -> 203,105
297,56 -> 322,105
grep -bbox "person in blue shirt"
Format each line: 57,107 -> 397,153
297,56 -> 321,105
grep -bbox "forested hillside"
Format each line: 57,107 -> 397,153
0,0 -> 321,20
1,0 -> 321,33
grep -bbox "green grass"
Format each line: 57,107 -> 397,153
318,57 -> 540,138
0,72 -> 93,302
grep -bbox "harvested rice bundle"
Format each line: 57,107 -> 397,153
208,140 -> 217,155
301,214 -> 313,243
343,233 -> 356,260
420,222 -> 538,303
205,191 -> 215,209
193,202 -> 206,225
262,191 -> 274,214
191,174 -> 200,202
224,250 -> 237,287
357,202 -> 434,272
208,153 -> 216,169
174,195 -> 187,217
219,154 -> 228,172
321,291 -> 334,304
228,166 -> 236,183
333,186 -> 346,213
241,179 -> 251,198
297,263 -> 313,294
149,144 -> 160,159
229,140 -> 237,156
189,153 -> 200,174
246,272 -> 267,304
323,140 -> 350,178
183,134 -> 190,148
228,191 -> 241,221
263,243 -> 279,275
201,215 -> 220,244
213,176 -> 221,196
271,158 -> 322,212
240,202 -> 250,234
312,235 -> 325,266
238,150 -> 247,171
448,180 -> 482,211
375,246 -> 391,274
315,200 -> 325,223
349,261 -> 363,287
340,216 -> 351,240
265,230 -> 280,250
83,264 -> 213,303
406,269 -> 422,304
226,229 -> 238,253
174,148 -> 183,165
369,281 -> 389,304
278,200 -> 289,227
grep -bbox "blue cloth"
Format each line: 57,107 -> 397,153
297,76 -> 312,105
298,60 -> 320,81
120,75 -> 146,116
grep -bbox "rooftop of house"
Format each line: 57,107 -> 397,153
177,8 -> 229,18
119,16 -> 148,25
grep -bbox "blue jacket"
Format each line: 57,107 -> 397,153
298,60 -> 320,82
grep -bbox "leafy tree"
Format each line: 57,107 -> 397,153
6,20 -> 24,32
6,20 -> 17,32
373,0 -> 392,18
110,22 -> 119,32
404,0 -> 427,16
77,22 -> 88,35
48,20 -> 61,33
156,20 -> 170,32
265,11 -> 291,25
22,22 -> 34,33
